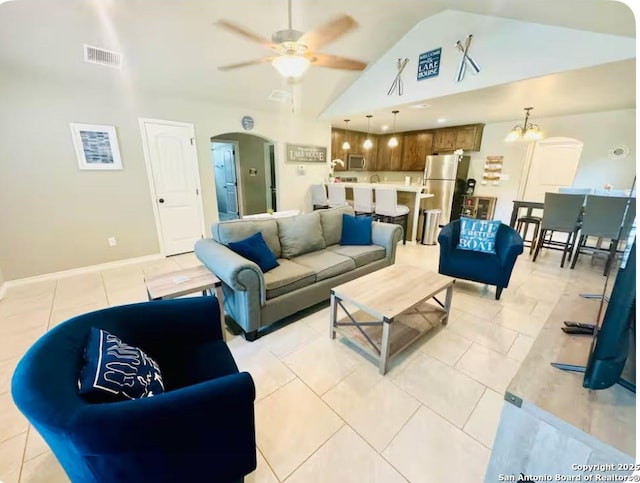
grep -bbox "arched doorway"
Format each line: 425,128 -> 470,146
211,132 -> 277,220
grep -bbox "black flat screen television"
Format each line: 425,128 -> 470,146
582,240 -> 636,391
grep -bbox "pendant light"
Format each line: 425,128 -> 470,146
504,107 -> 544,142
363,115 -> 373,150
341,119 -> 351,150
388,110 -> 399,148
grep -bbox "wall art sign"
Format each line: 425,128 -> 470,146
286,144 -> 327,163
455,34 -> 480,82
70,123 -> 123,170
417,48 -> 441,81
387,58 -> 409,96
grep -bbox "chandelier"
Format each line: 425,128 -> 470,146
504,107 -> 544,142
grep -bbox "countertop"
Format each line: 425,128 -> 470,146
325,181 -> 433,195
506,293 -> 635,456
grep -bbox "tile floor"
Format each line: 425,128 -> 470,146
0,242 -> 609,483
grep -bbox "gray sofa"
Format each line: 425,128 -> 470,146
195,205 -> 402,340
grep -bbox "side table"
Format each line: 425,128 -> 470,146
144,265 -> 227,341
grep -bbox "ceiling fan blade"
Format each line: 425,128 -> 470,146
216,20 -> 273,48
299,15 -> 357,51
308,52 -> 366,71
218,57 -> 275,71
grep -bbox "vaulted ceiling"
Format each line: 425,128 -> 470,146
0,0 -> 635,124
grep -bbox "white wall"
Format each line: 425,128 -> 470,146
468,109 -> 636,222
0,71 -> 330,280
321,10 -> 634,119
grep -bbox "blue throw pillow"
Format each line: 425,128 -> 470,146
340,214 -> 372,245
78,328 -> 165,401
227,231 -> 279,272
457,217 -> 501,254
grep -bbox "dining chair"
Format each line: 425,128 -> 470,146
310,184 -> 329,210
327,183 -> 350,208
571,195 -> 633,275
353,185 -> 375,215
532,193 -> 585,267
374,187 -> 410,244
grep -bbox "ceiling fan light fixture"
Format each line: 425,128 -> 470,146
272,55 -> 310,79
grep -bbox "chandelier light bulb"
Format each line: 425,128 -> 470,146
387,136 -> 399,148
363,138 -> 373,150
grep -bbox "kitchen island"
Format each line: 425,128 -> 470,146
324,182 -> 434,242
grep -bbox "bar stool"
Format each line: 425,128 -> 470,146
310,184 -> 329,210
327,184 -> 350,208
353,186 -> 375,216
516,214 -> 542,254
374,187 -> 410,244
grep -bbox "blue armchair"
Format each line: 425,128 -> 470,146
438,220 -> 524,300
11,297 -> 256,483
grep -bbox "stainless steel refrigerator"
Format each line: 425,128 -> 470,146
423,155 -> 470,226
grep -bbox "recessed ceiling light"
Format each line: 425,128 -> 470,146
437,118 -> 447,123
409,103 -> 431,109
381,125 -> 389,131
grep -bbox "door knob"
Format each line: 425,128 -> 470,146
158,198 -> 165,203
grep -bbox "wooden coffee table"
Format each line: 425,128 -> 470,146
330,264 -> 455,374
145,265 -> 226,341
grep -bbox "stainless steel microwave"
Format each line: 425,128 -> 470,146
348,154 -> 367,170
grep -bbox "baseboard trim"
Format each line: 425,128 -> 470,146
2,253 -> 165,290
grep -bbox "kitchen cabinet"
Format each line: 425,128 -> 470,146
376,134 -> 404,171
401,131 -> 433,171
433,124 -> 484,153
461,195 -> 497,220
330,129 -> 347,171
455,124 -> 484,151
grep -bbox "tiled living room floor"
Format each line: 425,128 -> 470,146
0,242 -> 609,482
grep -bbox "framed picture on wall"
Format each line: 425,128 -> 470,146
70,123 -> 123,170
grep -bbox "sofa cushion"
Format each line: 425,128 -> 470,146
327,244 -> 386,268
319,205 -> 355,246
340,214 -> 372,245
291,250 -> 356,282
277,212 -> 326,259
227,232 -> 279,273
264,260 -> 316,299
211,218 -> 281,258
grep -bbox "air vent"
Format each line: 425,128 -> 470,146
84,44 -> 122,69
268,89 -> 291,103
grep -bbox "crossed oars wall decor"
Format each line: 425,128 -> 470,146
387,58 -> 409,96
455,34 -> 480,82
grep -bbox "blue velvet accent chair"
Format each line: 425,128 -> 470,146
438,220 -> 524,300
11,297 -> 256,483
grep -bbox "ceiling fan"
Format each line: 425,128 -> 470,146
216,0 -> 367,79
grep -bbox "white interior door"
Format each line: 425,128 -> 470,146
140,119 -> 204,255
522,137 -> 584,202
212,142 -> 240,220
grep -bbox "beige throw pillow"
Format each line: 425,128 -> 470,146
277,212 -> 326,259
